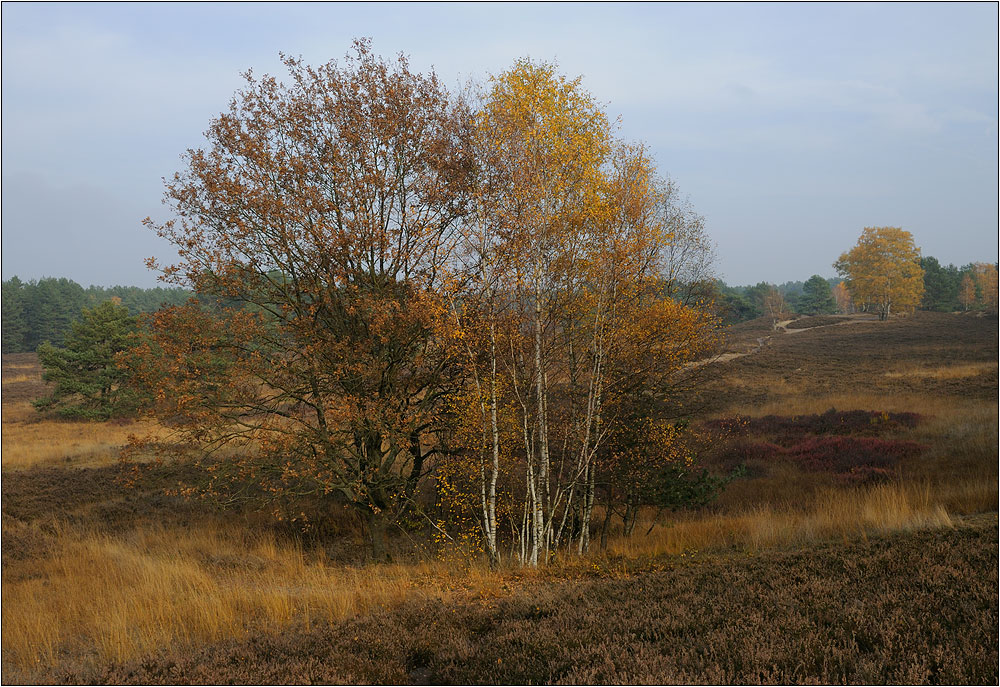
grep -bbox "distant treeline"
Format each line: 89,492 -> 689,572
713,256 -> 995,324
1,277 -> 193,353
2,256 -> 992,352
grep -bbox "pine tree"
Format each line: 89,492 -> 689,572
800,275 -> 837,315
2,277 -> 28,353
920,256 -> 961,311
34,299 -> 143,419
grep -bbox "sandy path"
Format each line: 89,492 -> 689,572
687,315 -> 876,369
775,316 -> 873,334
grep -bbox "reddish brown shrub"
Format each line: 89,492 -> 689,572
716,436 -> 925,484
706,409 -> 922,440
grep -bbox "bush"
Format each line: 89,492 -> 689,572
706,409 -> 921,440
785,436 -> 924,483
718,435 -> 924,484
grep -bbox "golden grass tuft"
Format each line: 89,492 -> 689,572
0,519 -> 505,672
1,402 -> 167,469
882,362 -> 998,380
1,373 -> 37,385
607,480 -> 960,559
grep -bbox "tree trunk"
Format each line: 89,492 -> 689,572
623,492 -> 639,537
486,322 -> 500,566
365,508 -> 391,563
532,264 -> 550,565
581,460 -> 595,552
599,500 -> 614,551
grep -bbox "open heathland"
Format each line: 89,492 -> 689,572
2,310 -> 997,684
22,516 -> 998,685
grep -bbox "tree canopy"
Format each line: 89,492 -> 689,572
800,275 -> 837,315
1,277 -> 191,353
834,227 -> 924,320
126,45 -> 724,565
131,40 -> 472,561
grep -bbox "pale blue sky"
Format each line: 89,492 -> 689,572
2,2 -> 997,287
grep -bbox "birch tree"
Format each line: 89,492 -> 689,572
835,227 -> 924,320
458,61 -> 723,564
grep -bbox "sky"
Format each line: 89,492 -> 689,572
2,2 -> 997,288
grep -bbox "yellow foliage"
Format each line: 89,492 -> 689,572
971,262 -> 998,313
835,227 -> 924,320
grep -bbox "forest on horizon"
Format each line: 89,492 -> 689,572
2,254 -> 994,354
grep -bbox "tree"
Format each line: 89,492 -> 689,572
971,262 -> 999,313
799,274 -> 837,315
130,47 -> 726,566
764,286 -> 786,329
467,58 -> 616,564
2,277 -> 28,353
776,281 -> 804,314
33,299 -> 142,419
711,282 -> 761,324
658,183 -> 717,305
20,277 -> 88,350
595,420 -> 739,548
1,277 -> 193,353
130,41 -> 472,561
958,274 -> 977,311
834,227 -> 924,320
920,256 -> 961,311
446,60 -> 723,566
832,280 -> 852,314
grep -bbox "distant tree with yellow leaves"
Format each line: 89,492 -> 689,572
971,263 -> 999,313
832,280 -> 853,314
834,227 -> 924,320
959,274 -> 977,311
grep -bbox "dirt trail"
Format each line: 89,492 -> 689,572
685,351 -> 747,370
687,315 -> 875,370
775,315 -> 873,334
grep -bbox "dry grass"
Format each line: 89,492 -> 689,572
2,373 -> 36,385
883,361 -> 998,380
2,476 -> 983,675
1,355 -> 167,469
2,311 -> 996,682
22,517 -> 998,685
1,401 -> 166,469
607,481 -> 957,559
0,518 -> 507,674
720,388 -> 993,419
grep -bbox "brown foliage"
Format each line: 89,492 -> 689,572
133,41 -> 474,558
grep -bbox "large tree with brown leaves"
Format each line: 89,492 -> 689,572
133,40 -> 472,560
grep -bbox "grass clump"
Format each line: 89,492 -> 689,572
20,517 -> 995,685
